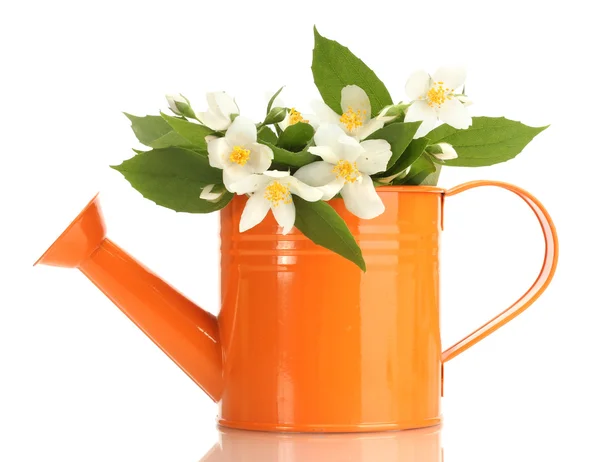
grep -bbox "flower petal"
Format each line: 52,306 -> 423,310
303,112 -> 319,129
433,142 -> 458,160
207,137 -> 230,169
313,123 -> 346,150
438,98 -> 472,129
405,70 -> 432,100
225,116 -> 257,146
247,142 -> 273,173
293,161 -> 336,186
317,178 -> 345,201
405,100 -> 436,123
197,110 -> 231,131
288,177 -> 323,202
272,201 -> 296,235
414,117 -> 438,138
356,139 -> 393,174
293,161 -> 343,200
340,85 -> 371,120
223,165 -> 253,193
263,170 -> 290,178
227,173 -> 271,194
307,146 -> 339,164
354,118 -> 385,140
405,101 -> 438,138
415,118 -> 438,138
432,66 -> 467,91
207,91 -> 239,118
239,193 -> 271,233
337,134 -> 365,162
310,100 -> 340,125
340,175 -> 385,219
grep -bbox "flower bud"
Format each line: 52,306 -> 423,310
166,93 -> 195,118
427,143 -> 458,161
378,103 -> 410,118
264,107 -> 287,125
456,94 -> 473,107
378,166 -> 411,184
199,184 -> 226,202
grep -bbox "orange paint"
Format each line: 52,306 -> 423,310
35,181 -> 558,432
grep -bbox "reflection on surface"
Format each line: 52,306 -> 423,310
200,425 -> 442,461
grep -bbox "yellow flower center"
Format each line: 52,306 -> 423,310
229,146 -> 251,166
332,160 -> 361,183
339,106 -> 365,132
264,181 -> 292,207
288,108 -> 308,125
425,81 -> 452,108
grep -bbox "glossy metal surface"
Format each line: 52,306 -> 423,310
34,181 -> 558,433
34,196 -> 223,401
219,188 -> 444,431
200,426 -> 442,462
442,181 -> 559,362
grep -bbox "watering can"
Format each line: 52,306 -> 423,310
35,181 -> 558,432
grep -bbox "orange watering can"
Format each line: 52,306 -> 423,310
35,181 -> 558,432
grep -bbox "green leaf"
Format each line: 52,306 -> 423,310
111,147 -> 230,213
378,137 -> 429,180
426,117 -> 548,167
257,126 -> 278,145
125,113 -> 192,149
394,153 -> 436,185
160,112 -> 214,149
293,197 -> 366,271
264,142 -> 317,168
312,27 -> 393,115
277,122 -> 315,152
367,122 -> 422,171
267,86 -> 284,114
420,163 -> 442,186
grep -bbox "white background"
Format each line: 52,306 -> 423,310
1,0 -> 598,460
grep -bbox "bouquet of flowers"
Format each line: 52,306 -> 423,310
113,27 -> 547,270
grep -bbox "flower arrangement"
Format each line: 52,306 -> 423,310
113,27 -> 547,271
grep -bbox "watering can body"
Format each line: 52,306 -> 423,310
35,182 -> 558,432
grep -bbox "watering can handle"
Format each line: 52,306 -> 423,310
441,180 -> 559,363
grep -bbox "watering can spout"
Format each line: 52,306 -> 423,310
34,195 -> 224,401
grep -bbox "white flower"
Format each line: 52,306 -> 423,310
233,171 -> 323,235
278,107 -> 317,131
199,184 -> 226,201
294,124 -> 392,219
207,116 -> 273,192
312,85 -> 394,140
404,67 -> 472,138
430,143 -> 458,160
166,93 -> 194,118
196,92 -> 240,131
